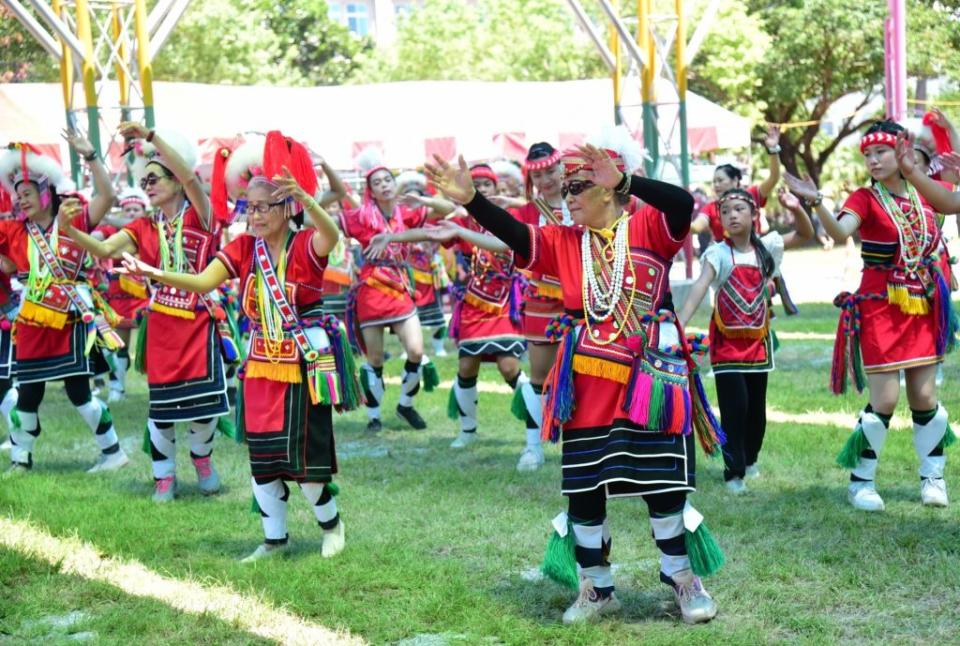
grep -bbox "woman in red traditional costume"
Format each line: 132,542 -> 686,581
679,188 -> 814,493
396,170 -> 450,357
426,130 -> 725,626
785,119 -> 957,512
325,153 -> 454,433
120,131 -> 353,562
0,132 -> 128,474
62,123 -> 231,502
91,186 -> 151,402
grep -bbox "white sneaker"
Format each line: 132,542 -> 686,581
107,388 -> 125,403
86,450 -> 129,474
450,431 -> 477,449
0,436 -> 10,452
240,542 -> 289,563
561,578 -> 622,625
725,478 -> 747,495
745,464 -> 760,480
516,447 -> 544,472
670,569 -> 718,624
921,478 -> 948,507
321,520 -> 345,558
848,481 -> 885,511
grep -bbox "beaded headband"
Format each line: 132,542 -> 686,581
859,131 -> 898,154
470,165 -> 498,185
524,148 -> 562,172
717,188 -> 757,210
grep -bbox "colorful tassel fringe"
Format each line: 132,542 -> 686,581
690,372 -> 725,457
541,317 -> 578,443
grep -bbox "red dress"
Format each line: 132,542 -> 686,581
407,230 -> 447,329
701,185 -> 766,242
217,231 -> 337,483
94,223 -> 149,328
523,206 -> 696,497
124,207 -> 229,421
0,213 -> 97,383
837,186 -> 948,373
340,204 -> 427,330
513,200 -> 567,343
448,216 -> 525,360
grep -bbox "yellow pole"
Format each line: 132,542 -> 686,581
112,4 -> 130,107
74,0 -> 102,165
638,0 -> 657,175
644,0 -> 655,102
610,23 -> 621,123
52,0 -> 80,182
133,0 -> 155,127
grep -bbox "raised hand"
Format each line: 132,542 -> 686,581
118,251 -> 162,280
777,187 -> 801,210
57,197 -> 83,229
425,155 -> 475,204
574,143 -> 622,189
782,172 -> 819,202
118,121 -> 151,141
764,124 -> 781,150
271,167 -> 307,203
61,128 -> 95,158
895,131 -> 918,177
364,232 -> 393,261
399,192 -> 425,208
940,151 -> 960,174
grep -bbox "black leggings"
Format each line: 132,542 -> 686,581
715,371 -> 769,481
18,375 -> 92,413
568,487 -> 687,521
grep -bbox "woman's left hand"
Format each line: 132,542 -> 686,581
575,143 -> 623,189
764,124 -> 781,150
364,233 -> 392,261
895,131 -> 919,177
400,193 -> 426,208
118,251 -> 162,280
777,187 -> 801,210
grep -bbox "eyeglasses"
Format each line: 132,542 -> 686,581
560,180 -> 595,198
139,173 -> 168,190
236,199 -> 287,215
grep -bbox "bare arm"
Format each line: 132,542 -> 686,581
401,194 -> 456,220
271,168 -> 340,258
783,172 -> 860,242
316,159 -> 350,208
757,125 -> 782,200
62,129 -> 116,226
57,199 -> 137,258
120,252 -> 229,294
896,131 -> 960,214
776,188 -> 816,249
690,213 -> 709,234
450,223 -> 510,253
678,262 -> 715,326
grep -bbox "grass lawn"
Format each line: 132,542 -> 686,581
1,302 -> 958,645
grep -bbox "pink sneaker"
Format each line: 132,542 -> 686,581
153,476 -> 176,503
192,456 -> 221,495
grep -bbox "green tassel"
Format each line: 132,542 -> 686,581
447,387 -> 460,420
648,378 -> 665,428
940,423 -> 957,450
99,403 -> 112,427
251,494 -> 261,514
436,325 -> 448,340
326,482 -> 340,497
771,328 -> 780,352
10,408 -> 20,431
141,423 -> 151,456
217,416 -> 239,443
540,525 -> 579,591
134,315 -> 148,374
234,383 -> 246,444
510,386 -> 528,422
359,365 -> 370,398
852,341 -> 867,392
836,425 -> 868,469
422,360 -> 440,392
685,522 -> 725,577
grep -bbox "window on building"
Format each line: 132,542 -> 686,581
328,2 -> 343,23
345,2 -> 369,36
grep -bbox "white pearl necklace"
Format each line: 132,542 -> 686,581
582,216 -> 629,322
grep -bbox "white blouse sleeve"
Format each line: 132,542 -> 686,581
762,231 -> 785,278
702,242 -> 733,290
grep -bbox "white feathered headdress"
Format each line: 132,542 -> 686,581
587,125 -> 647,175
490,160 -> 523,186
0,144 -> 70,197
130,129 -> 198,183
396,169 -> 427,195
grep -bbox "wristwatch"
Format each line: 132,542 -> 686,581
82,151 -> 98,163
766,145 -> 782,155
805,191 -> 823,207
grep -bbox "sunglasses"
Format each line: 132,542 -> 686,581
139,173 -> 170,190
560,180 -> 595,198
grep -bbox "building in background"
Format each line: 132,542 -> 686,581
327,0 -> 421,45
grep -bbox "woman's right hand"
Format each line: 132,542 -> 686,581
425,155 -> 476,204
57,197 -> 83,229
364,232 -> 393,261
118,121 -> 151,141
777,187 -> 802,210
118,251 -> 162,280
424,220 -> 461,244
783,172 -> 820,202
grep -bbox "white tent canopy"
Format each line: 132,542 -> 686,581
0,79 -> 752,171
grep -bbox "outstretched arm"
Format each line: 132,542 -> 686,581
757,125 -> 782,200
776,188 -> 816,249
400,193 -> 456,220
120,252 -> 229,294
316,158 -> 350,208
678,262 -> 715,326
783,172 -> 860,241
57,198 -> 137,258
62,129 -> 116,226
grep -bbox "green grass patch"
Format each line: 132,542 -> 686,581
1,303 -> 958,644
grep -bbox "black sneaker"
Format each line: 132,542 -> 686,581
396,405 -> 427,430
366,418 -> 382,433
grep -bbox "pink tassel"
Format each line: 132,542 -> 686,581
624,366 -> 653,427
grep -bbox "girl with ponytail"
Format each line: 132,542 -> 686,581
679,187 -> 814,493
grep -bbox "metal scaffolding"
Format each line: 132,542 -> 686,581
2,0 -> 191,183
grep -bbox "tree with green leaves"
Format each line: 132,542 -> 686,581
0,6 -> 59,83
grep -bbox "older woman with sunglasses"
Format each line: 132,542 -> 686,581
426,136 -> 725,626
0,132 -> 127,474
60,122 -> 229,503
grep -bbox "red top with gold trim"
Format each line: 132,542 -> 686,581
701,185 -> 766,242
837,185 -> 949,373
